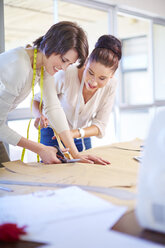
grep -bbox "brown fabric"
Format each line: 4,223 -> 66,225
0,139 -> 142,209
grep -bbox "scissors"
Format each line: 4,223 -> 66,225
54,145 -> 80,163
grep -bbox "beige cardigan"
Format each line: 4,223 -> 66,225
0,47 -> 69,146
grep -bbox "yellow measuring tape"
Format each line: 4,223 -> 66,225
21,48 -> 71,162
21,48 -> 43,162
52,128 -> 71,160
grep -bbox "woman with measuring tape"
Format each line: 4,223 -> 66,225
33,35 -> 122,152
0,21 -> 109,165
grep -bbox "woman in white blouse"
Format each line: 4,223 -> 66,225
33,35 -> 122,152
0,21 -> 109,165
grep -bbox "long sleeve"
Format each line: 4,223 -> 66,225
0,88 -> 22,145
91,78 -> 117,138
42,72 -> 69,134
0,47 -> 33,145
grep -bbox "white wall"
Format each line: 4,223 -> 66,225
99,0 -> 165,19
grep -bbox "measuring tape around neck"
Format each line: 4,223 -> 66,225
21,48 -> 43,162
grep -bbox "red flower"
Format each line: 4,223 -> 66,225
0,223 -> 27,242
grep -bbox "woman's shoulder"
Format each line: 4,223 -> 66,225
96,77 -> 117,102
53,65 -> 78,93
102,77 -> 117,93
0,47 -> 32,92
0,47 -> 32,84
58,64 -> 78,88
54,64 -> 77,79
53,64 -> 76,79
65,64 -> 78,78
0,47 -> 29,61
0,47 -> 31,73
54,69 -> 66,84
108,77 -> 117,86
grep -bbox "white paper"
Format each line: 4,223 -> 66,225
0,186 -> 126,233
29,215 -> 164,248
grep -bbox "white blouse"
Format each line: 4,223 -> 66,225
34,64 -> 117,138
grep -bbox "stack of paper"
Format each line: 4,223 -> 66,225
0,186 -> 126,233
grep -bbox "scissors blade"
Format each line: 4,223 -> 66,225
54,146 -> 80,163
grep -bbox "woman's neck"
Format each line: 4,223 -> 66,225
25,47 -> 43,69
83,82 -> 98,104
78,67 -> 84,83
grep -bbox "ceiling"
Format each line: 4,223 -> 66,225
4,0 -> 149,50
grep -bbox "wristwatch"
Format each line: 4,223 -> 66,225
78,128 -> 85,138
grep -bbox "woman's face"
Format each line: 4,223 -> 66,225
44,48 -> 78,76
83,61 -> 114,92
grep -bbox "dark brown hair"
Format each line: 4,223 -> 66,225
33,21 -> 89,68
89,35 -> 122,72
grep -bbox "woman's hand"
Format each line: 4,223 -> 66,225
34,115 -> 49,129
39,145 -> 110,165
39,145 -> 62,164
75,153 -> 110,166
18,137 -> 62,164
34,118 -> 40,129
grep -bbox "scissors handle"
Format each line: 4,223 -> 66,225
54,145 -> 80,163
54,145 -> 67,163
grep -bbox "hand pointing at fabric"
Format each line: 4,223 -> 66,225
74,153 -> 110,165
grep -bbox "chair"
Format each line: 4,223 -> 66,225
0,142 -> 10,167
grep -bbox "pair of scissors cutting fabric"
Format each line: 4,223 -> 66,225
54,145 -> 80,163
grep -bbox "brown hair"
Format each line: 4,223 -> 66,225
89,35 -> 122,72
33,21 -> 89,68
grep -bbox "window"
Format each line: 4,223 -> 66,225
116,14 -> 154,141
118,14 -> 152,105
153,24 -> 165,101
4,0 -> 54,109
119,108 -> 154,141
58,1 -> 108,52
4,0 -> 54,50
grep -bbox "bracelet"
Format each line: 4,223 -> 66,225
78,128 -> 85,138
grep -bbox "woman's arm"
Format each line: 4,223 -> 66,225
62,127 -> 110,165
35,73 -> 81,157
70,125 -> 100,139
17,137 -> 61,164
91,79 -> 117,138
33,92 -> 109,164
33,100 -> 48,129
42,76 -> 81,157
